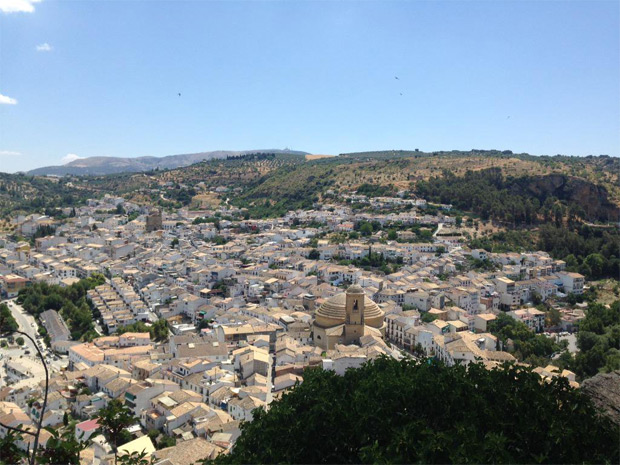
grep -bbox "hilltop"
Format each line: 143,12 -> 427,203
231,150 -> 619,221
4,150 -> 619,227
27,149 -> 309,176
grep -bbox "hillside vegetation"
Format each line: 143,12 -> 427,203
27,149 -> 309,176
6,151 -> 618,218
416,168 -> 618,224
0,173 -> 95,220
224,152 -> 618,218
208,357 -> 619,464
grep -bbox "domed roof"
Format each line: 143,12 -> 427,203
314,287 -> 384,329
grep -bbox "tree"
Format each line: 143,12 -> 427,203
151,319 -> 169,342
571,301 -> 620,379
96,399 -> 137,464
546,306 -> 561,327
359,222 -> 373,236
387,229 -> 397,241
0,429 -> 26,465
531,292 -> 543,306
0,303 -> 18,333
157,435 -> 176,449
16,336 -> 25,346
488,313 -> 560,364
117,450 -> 152,465
37,424 -> 88,465
308,249 -> 320,260
171,238 -> 179,249
206,358 -> 618,464
584,253 -> 605,279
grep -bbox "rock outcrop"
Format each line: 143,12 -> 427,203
581,370 -> 620,426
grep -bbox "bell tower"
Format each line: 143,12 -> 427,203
344,285 -> 365,345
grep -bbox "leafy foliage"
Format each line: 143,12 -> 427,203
115,318 -> 169,342
117,450 -> 152,465
568,301 -> 620,379
0,303 -> 19,333
96,399 -> 138,461
416,168 -> 616,224
488,313 -> 561,366
208,357 -> 618,464
470,225 -> 620,280
356,183 -> 396,198
537,224 -> 620,279
38,424 -> 88,465
233,162 -> 336,218
0,429 -> 26,465
0,173 -> 94,218
17,274 -> 106,341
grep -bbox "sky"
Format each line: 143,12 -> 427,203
0,0 -> 618,173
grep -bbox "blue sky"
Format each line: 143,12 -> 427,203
0,0 -> 618,172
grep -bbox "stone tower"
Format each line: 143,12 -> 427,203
344,285 -> 365,345
146,209 -> 162,232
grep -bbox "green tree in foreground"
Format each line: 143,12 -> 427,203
207,357 -> 618,464
0,429 -> 26,465
117,450 -> 152,465
96,399 -> 138,464
38,424 -> 88,465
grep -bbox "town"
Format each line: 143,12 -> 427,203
0,190 -> 595,465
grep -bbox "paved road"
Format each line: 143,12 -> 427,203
2,299 -> 67,377
558,334 -> 578,353
5,299 -> 40,353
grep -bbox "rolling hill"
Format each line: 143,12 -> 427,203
27,149 -> 309,176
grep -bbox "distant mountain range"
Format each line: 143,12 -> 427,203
27,149 -> 310,176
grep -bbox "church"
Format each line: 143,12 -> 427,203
312,285 -> 386,350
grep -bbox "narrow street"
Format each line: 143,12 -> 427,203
2,299 -> 68,387
5,299 -> 39,353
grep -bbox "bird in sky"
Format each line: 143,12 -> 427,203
395,76 -> 399,80
507,116 -> 511,119
178,93 -> 181,97
400,93 -> 403,96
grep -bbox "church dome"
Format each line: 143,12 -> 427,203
314,286 -> 384,329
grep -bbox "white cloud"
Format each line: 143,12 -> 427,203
36,43 -> 52,52
0,150 -> 21,156
0,93 -> 17,105
0,0 -> 41,13
61,153 -> 83,164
